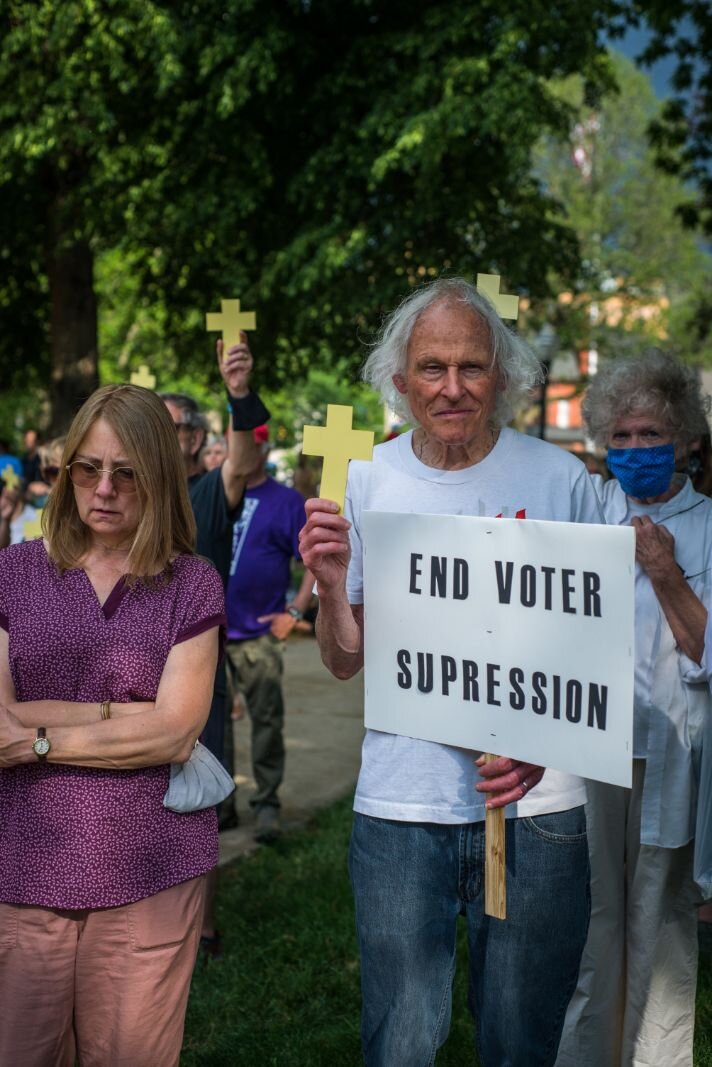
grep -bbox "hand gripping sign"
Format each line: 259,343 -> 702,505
362,511 -> 635,918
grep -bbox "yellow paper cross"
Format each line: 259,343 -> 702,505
1,464 -> 20,491
476,274 -> 520,321
206,300 -> 257,356
130,365 -> 157,390
23,510 -> 43,541
302,405 -> 374,513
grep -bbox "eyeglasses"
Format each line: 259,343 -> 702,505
43,466 -> 60,480
173,421 -> 191,433
66,461 -> 138,494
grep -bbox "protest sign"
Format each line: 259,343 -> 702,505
363,511 -> 635,788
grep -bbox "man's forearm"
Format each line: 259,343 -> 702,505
221,426 -> 256,510
315,591 -> 363,680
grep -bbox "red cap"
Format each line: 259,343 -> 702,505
253,425 -> 269,444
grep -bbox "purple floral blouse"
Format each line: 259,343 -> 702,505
0,539 -> 226,909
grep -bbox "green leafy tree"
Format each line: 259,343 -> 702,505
2,0 -> 629,430
631,0 -> 712,235
532,53 -> 712,364
0,1 -> 196,430
124,0 -> 622,388
265,364 -> 386,451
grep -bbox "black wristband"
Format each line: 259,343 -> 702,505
226,389 -> 271,432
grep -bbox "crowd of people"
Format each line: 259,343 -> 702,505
0,276 -> 710,1066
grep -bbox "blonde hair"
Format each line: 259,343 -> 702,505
44,384 -> 196,581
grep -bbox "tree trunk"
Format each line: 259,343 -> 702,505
47,221 -> 99,435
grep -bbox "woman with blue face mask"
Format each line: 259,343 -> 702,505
557,350 -> 712,1067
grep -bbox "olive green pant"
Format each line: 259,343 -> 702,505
224,634 -> 285,810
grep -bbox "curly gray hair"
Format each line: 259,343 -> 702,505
582,350 -> 710,448
362,278 -> 544,427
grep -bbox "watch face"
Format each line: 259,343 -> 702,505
33,736 -> 51,757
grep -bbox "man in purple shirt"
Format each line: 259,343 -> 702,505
224,426 -> 314,842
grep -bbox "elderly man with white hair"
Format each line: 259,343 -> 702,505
300,278 -> 604,1067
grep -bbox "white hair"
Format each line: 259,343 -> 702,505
583,349 -> 711,448
362,278 -> 544,426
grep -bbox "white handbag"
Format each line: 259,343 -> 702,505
163,741 -> 235,813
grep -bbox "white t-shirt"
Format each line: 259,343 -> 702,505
345,428 -> 604,824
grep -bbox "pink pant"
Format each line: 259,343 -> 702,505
0,874 -> 206,1067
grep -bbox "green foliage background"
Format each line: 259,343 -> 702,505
532,53 -> 712,364
0,2 -> 710,443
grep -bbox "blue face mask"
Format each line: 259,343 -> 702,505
606,444 -> 676,498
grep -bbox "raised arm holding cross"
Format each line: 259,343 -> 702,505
298,405 -> 374,686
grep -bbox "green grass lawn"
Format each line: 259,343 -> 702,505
182,797 -> 712,1065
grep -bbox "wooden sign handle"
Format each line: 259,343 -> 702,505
484,753 -> 506,919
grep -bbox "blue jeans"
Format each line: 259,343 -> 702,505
349,809 -> 590,1067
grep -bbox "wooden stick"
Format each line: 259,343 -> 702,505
484,753 -> 506,919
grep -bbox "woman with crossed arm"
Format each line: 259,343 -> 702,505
0,384 -> 225,1067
